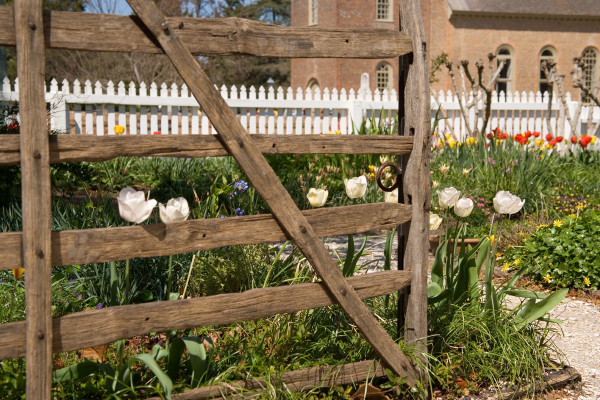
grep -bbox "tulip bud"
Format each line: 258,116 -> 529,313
454,197 -> 474,217
307,188 -> 328,207
159,197 -> 190,223
437,187 -> 461,209
344,176 -> 368,199
384,188 -> 398,203
117,187 -> 157,224
493,190 -> 525,214
429,213 -> 443,231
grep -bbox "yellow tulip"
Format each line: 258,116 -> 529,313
13,268 -> 24,279
114,125 -> 125,135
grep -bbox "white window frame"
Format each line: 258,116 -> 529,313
538,46 -> 557,95
376,0 -> 393,22
495,45 -> 514,94
308,0 -> 318,25
582,47 -> 598,103
376,62 -> 393,91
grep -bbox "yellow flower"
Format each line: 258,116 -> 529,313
12,268 -> 24,279
465,137 -> 476,146
576,204 -> 584,210
327,130 -> 334,134
536,224 -> 548,230
534,139 -> 544,146
489,234 -> 495,246
545,144 -> 553,150
114,125 -> 125,135
569,213 -> 576,218
368,165 -> 375,173
274,110 -> 279,117
518,232 -> 525,236
584,277 -> 591,286
553,220 -> 563,227
496,252 -> 502,258
540,154 -> 545,159
447,136 -> 457,149
544,275 -> 552,283
369,172 -> 375,179
514,259 -> 521,266
592,136 -> 597,144
335,130 -> 341,135
502,263 -> 510,272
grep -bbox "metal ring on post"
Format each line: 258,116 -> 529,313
376,161 -> 402,192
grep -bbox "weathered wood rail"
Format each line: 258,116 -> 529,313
0,0 -> 430,397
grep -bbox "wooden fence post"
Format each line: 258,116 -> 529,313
401,0 -> 430,355
15,0 -> 53,398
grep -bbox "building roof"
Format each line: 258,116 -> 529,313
446,0 -> 600,19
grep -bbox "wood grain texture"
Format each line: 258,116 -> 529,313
400,0 -> 431,360
14,0 -> 53,397
0,134 -> 414,166
0,6 -> 412,58
0,270 -> 411,360
0,203 -> 412,270
146,360 -> 387,399
125,0 -> 418,384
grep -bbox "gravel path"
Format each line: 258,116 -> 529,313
320,234 -> 600,399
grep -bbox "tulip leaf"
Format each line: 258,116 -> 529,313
430,240 -> 446,287
514,288 -> 568,329
53,360 -> 114,384
128,353 -> 173,399
181,336 -> 212,388
503,289 -> 548,300
166,338 -> 186,381
427,282 -> 443,298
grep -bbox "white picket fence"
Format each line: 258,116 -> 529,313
432,90 -> 600,139
1,75 -> 599,137
0,73 -> 398,136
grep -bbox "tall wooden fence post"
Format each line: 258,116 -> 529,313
15,1 -> 53,398
401,0 -> 430,355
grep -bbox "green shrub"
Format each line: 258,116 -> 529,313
504,210 -> 600,289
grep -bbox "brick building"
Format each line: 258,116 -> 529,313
291,0 -> 600,95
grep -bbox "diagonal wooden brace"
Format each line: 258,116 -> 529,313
125,0 -> 420,385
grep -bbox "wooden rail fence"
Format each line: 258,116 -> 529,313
0,1 -> 430,398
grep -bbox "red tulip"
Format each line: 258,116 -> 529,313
545,134 -> 553,141
549,139 -> 557,146
153,131 -> 161,135
533,132 -> 540,137
524,131 -> 532,138
580,135 -> 592,148
556,136 -> 564,143
571,136 -> 578,144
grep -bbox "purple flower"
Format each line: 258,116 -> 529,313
96,303 -> 103,309
233,180 -> 248,193
235,208 -> 244,216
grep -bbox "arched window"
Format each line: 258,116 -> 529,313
539,46 -> 557,94
495,45 -> 514,94
582,47 -> 598,102
376,0 -> 392,21
376,63 -> 392,91
307,78 -> 320,97
308,0 -> 318,25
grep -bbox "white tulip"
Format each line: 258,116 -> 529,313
307,188 -> 328,207
159,197 -> 190,223
117,187 -> 157,224
429,213 -> 443,231
454,197 -> 474,218
344,176 -> 368,199
437,187 -> 461,209
493,191 -> 525,214
384,188 -> 398,203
